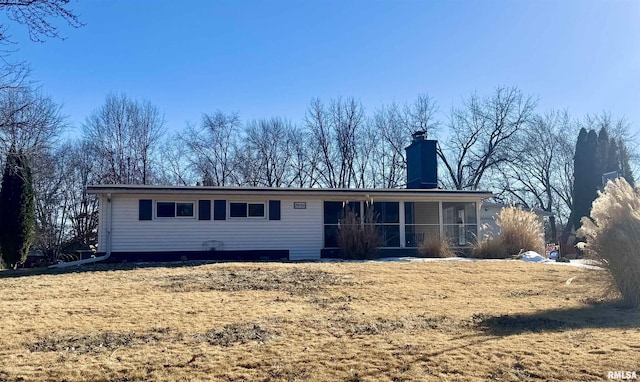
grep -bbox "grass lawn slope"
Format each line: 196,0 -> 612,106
0,261 -> 638,381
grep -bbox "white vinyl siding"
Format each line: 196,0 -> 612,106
109,194 -> 323,260
97,195 -> 108,251
96,189 -> 489,260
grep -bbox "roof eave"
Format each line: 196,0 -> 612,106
87,185 -> 493,199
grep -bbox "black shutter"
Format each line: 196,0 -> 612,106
139,199 -> 152,220
268,200 -> 281,220
214,200 -> 226,220
198,200 -> 211,220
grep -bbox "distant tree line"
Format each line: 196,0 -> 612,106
0,1 -> 638,266
1,84 -> 638,266
0,0 -> 83,267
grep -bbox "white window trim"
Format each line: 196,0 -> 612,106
155,201 -> 196,219
228,201 -> 267,219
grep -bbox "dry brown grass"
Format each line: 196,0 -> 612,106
1,260 -> 639,381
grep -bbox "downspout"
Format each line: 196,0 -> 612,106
476,199 -> 482,241
49,193 -> 113,268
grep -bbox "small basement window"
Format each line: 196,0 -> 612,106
229,202 -> 265,218
156,201 -> 195,218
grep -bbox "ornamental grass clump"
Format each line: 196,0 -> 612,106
471,237 -> 508,259
337,206 -> 383,260
498,205 -> 545,257
472,206 -> 544,259
419,235 -> 455,258
577,178 -> 640,308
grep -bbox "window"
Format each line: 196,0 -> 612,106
229,202 -> 247,217
324,201 -> 361,225
442,202 -> 477,246
372,202 -> 400,247
323,201 -> 400,248
373,201 -> 399,223
405,202 -> 440,247
156,201 -> 195,218
157,202 -> 176,218
323,201 -> 362,247
229,202 -> 266,218
248,203 -> 265,217
176,202 -> 194,217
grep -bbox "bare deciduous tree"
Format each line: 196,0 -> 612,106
180,111 -> 240,186
31,144 -> 70,261
0,0 -> 83,43
0,87 -> 65,157
83,93 -> 165,185
305,97 -> 365,188
289,126 -> 319,188
437,86 -> 536,190
498,110 -> 576,240
371,103 -> 403,188
372,94 -> 439,188
0,0 -> 83,111
30,137 -> 102,259
156,133 -> 196,186
243,117 -> 295,187
354,119 -> 377,188
63,139 -> 100,250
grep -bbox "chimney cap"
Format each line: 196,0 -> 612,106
412,130 -> 427,141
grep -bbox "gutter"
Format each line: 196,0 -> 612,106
87,186 -> 494,202
49,192 -> 113,269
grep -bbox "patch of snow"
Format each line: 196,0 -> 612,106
519,251 -> 548,263
373,256 -> 477,263
320,253 -> 604,270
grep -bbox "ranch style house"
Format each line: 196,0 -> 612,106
87,133 -> 493,262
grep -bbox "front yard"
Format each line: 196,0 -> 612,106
0,260 -> 637,381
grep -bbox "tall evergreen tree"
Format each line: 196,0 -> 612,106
571,128 -> 590,230
584,129 -> 600,211
597,127 -> 610,177
0,148 -> 35,269
618,139 -> 636,187
571,126 -> 628,234
605,139 -> 619,173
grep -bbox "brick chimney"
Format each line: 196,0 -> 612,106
406,131 -> 438,189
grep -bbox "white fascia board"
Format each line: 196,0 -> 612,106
87,185 -> 493,201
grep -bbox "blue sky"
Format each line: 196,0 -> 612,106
8,0 -> 640,136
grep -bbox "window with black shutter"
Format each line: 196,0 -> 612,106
198,200 -> 211,220
139,199 -> 152,220
214,200 -> 226,220
268,200 -> 281,220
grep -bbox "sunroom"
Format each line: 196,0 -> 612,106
321,199 -> 479,256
